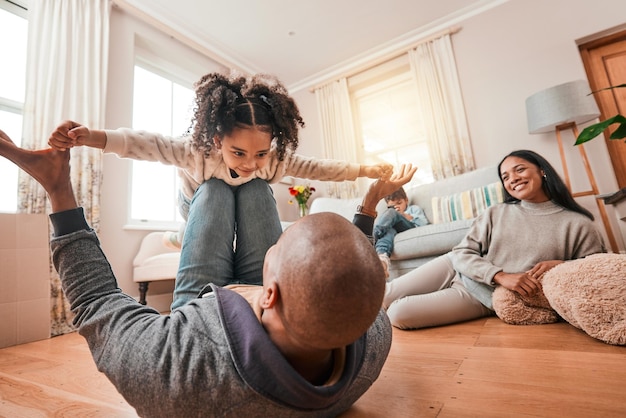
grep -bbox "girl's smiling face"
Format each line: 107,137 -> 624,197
216,127 -> 272,178
500,156 -> 549,203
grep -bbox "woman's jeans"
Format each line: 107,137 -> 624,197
373,208 -> 415,256
171,178 -> 282,310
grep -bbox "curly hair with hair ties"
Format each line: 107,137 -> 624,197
188,72 -> 305,161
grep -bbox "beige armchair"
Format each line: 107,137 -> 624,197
133,231 -> 180,305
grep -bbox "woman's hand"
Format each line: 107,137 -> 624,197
493,260 -> 563,297
526,260 -> 563,279
492,271 -> 541,297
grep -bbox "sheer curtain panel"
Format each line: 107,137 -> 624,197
408,34 -> 474,180
315,78 -> 360,198
20,0 -> 110,336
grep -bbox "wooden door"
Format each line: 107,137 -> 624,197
579,30 -> 626,188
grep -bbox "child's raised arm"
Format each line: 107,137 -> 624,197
48,120 -> 107,151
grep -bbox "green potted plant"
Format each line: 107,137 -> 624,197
575,84 -> 626,144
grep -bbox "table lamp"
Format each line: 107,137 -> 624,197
525,80 -> 618,252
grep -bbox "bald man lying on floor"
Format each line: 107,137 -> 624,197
0,129 -> 416,417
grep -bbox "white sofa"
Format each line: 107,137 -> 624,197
309,166 -> 502,279
132,166 -> 502,303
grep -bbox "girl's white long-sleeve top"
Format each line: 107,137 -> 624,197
104,128 -> 361,200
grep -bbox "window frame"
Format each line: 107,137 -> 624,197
0,0 -> 27,214
124,53 -> 196,230
348,56 -> 435,188
0,0 -> 27,114
0,0 -> 27,17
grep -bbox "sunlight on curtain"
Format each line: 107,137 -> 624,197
408,34 -> 474,180
20,0 -> 110,336
314,78 -> 360,198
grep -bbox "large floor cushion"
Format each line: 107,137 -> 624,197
543,253 -> 626,345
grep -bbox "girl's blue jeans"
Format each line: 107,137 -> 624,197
171,178 -> 282,310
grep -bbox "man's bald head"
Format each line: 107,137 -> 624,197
266,212 -> 385,349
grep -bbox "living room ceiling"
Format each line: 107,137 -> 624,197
118,0 -> 506,92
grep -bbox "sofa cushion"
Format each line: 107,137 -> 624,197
431,182 -> 505,224
310,197 -> 362,221
134,252 -> 180,282
392,219 -> 473,260
408,166 -> 499,222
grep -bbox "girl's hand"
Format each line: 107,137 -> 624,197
48,120 -> 106,151
377,163 -> 393,180
359,163 -> 393,180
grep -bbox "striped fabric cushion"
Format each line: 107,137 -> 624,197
431,182 -> 505,224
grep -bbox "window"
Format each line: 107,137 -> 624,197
129,65 -> 195,228
350,57 -> 434,187
0,1 -> 27,213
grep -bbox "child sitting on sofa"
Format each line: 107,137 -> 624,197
374,186 -> 429,277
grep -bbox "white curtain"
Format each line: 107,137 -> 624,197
314,78 -> 359,198
409,34 -> 474,180
19,0 -> 110,336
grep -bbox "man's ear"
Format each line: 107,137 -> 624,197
259,282 -> 279,309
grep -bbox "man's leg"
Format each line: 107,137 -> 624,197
171,178 -> 236,310
233,179 -> 282,284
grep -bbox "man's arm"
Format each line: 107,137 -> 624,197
2,129 -> 206,414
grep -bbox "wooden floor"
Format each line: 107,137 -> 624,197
1,317 -> 625,417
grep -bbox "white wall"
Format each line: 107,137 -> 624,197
290,0 -> 626,250
101,0 -> 626,307
0,213 -> 50,347
447,0 -> 626,251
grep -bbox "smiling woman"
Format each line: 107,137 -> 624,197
382,149 -> 606,331
499,156 -> 549,203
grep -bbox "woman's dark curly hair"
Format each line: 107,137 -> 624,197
188,72 -> 305,161
497,149 -> 594,220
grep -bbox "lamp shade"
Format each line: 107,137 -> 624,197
525,80 -> 600,134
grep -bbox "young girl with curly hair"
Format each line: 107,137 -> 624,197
49,71 -> 391,309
